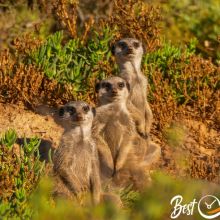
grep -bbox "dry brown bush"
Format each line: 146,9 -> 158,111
146,51 -> 220,182
105,0 -> 161,51
0,49 -> 74,107
148,54 -> 219,129
190,155 -> 220,182
0,146 -> 21,200
53,0 -> 78,38
12,34 -> 43,56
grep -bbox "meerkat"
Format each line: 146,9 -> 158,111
93,77 -> 135,178
53,101 -> 101,205
93,76 -> 150,189
111,38 -> 153,139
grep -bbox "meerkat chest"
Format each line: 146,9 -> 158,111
70,141 -> 94,177
103,112 -> 131,146
121,71 -> 147,89
104,119 -> 122,139
130,77 -> 147,109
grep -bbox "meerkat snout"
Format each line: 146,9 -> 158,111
111,38 -> 144,60
58,101 -> 95,125
96,77 -> 130,104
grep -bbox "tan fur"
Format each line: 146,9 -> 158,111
112,38 -> 153,139
93,77 -> 150,189
53,101 -> 101,205
93,77 -> 135,178
101,193 -> 123,208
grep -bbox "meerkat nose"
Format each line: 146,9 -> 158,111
75,113 -> 84,121
127,48 -> 133,54
112,88 -> 118,94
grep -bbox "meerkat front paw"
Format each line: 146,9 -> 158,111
145,123 -> 151,134
112,162 -> 123,177
137,123 -> 149,139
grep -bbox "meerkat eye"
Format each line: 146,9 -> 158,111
67,106 -> 76,115
133,42 -> 140,48
118,42 -> 127,49
118,82 -> 125,88
59,107 -> 65,116
102,82 -> 111,90
82,105 -> 90,113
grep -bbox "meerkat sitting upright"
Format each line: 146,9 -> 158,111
93,76 -> 136,179
111,38 -> 153,139
93,76 -> 151,190
53,101 -> 101,205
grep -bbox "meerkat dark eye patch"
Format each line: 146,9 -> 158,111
82,105 -> 90,113
118,41 -> 127,50
102,82 -> 112,90
95,82 -> 101,93
142,42 -> 147,54
126,82 -> 130,91
67,106 -> 76,115
118,82 -> 125,89
133,42 -> 140,48
92,107 -> 96,116
111,44 -> 115,55
59,107 -> 65,116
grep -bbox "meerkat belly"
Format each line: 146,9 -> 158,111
130,83 -> 146,111
70,144 -> 93,186
127,74 -> 146,105
103,121 -> 124,158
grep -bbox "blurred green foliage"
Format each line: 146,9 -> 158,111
1,129 -> 218,220
0,0 -> 54,49
159,0 -> 220,64
2,171 -> 219,220
163,122 -> 186,147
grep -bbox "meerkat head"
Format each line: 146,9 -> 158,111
95,76 -> 130,104
111,38 -> 144,63
58,101 -> 95,126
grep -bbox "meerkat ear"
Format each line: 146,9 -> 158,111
95,82 -> 101,93
111,44 -> 116,55
126,82 -> 130,92
92,107 -> 96,116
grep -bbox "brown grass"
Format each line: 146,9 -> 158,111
0,49 -> 74,107
103,0 -> 161,51
148,54 -> 219,129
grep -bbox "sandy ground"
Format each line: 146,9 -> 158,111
0,103 -> 63,161
0,103 -> 219,183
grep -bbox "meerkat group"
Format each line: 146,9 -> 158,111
52,38 -> 160,204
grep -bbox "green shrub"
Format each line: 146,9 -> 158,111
28,28 -> 115,94
0,129 -> 45,219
